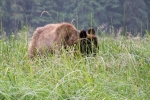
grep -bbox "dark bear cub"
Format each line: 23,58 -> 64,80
79,28 -> 98,56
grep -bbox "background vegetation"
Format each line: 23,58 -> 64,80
0,1 -> 150,99
0,31 -> 150,99
0,0 -> 150,35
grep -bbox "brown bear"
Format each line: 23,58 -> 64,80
79,28 -> 98,56
28,22 -> 80,58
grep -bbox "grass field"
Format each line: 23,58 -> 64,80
0,31 -> 150,100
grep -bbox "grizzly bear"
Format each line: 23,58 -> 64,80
79,28 -> 98,56
28,22 -> 80,58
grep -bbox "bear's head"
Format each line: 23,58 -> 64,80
79,28 -> 98,56
55,23 -> 80,47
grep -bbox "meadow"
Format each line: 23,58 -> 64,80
0,30 -> 150,100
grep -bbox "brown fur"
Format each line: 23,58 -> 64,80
88,28 -> 95,35
79,28 -> 98,55
28,22 -> 79,58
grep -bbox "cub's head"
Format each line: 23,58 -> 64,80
88,28 -> 95,35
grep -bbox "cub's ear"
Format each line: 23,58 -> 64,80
88,28 -> 95,35
80,30 -> 87,38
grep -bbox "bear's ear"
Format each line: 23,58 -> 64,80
88,28 -> 95,35
80,30 -> 87,38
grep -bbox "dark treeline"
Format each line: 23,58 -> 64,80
0,0 -> 150,36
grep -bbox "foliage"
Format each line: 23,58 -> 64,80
0,30 -> 150,99
122,0 -> 148,35
0,0 -> 150,35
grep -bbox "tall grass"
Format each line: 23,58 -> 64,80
0,30 -> 150,100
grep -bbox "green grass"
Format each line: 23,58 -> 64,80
0,32 -> 150,100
